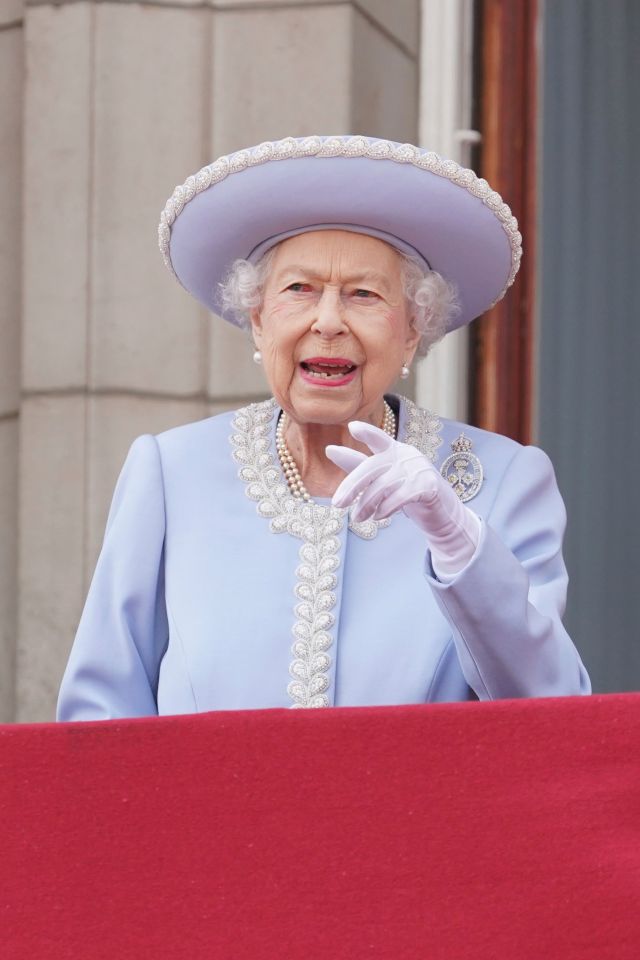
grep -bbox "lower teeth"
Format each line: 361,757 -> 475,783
307,368 -> 352,379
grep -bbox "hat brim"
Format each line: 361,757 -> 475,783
159,136 -> 521,331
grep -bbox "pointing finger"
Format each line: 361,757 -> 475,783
348,420 -> 395,455
325,444 -> 368,473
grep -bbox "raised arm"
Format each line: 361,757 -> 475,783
427,443 -> 590,699
328,425 -> 590,700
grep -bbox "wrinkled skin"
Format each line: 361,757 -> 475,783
250,229 -> 420,496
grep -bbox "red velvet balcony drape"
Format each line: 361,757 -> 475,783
2,695 -> 639,959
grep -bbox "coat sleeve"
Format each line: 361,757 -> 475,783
427,444 -> 591,700
57,435 -> 169,720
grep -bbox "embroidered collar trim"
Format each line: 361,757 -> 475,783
230,396 -> 442,707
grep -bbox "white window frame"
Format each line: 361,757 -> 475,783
417,0 -> 479,421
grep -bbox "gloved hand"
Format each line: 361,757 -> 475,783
326,421 -> 481,579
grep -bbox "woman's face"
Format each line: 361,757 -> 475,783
250,230 -> 420,426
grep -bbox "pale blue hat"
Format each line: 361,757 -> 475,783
158,135 -> 522,332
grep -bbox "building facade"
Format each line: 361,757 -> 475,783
1,0 -> 638,721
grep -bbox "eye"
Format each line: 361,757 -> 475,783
353,288 -> 378,299
286,282 -> 312,293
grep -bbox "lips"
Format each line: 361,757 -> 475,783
299,357 -> 358,387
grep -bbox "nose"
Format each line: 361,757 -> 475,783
310,288 -> 348,338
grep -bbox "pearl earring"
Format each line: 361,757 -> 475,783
252,349 -> 262,365
400,363 -> 410,380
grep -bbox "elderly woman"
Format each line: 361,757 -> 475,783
57,135 -> 590,720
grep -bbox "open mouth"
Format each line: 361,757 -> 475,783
300,359 -> 357,381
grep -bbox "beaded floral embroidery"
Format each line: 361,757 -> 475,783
230,397 -> 442,708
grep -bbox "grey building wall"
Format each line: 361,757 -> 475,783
537,0 -> 640,691
0,2 -> 23,723
1,0 -> 421,721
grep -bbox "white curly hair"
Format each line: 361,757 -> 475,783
218,242 -> 459,357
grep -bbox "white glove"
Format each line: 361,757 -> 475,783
326,421 -> 481,579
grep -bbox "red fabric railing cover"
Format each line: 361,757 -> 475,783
2,694 -> 639,959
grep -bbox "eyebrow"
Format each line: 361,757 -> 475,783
275,265 -> 392,293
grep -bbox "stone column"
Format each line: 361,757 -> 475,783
0,0 -> 23,722
16,0 -> 420,721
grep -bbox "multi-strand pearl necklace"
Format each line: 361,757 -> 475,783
275,401 -> 396,504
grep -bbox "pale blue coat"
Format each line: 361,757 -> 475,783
57,395 -> 590,720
